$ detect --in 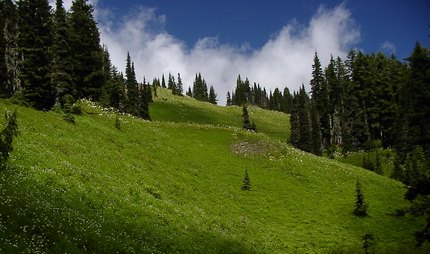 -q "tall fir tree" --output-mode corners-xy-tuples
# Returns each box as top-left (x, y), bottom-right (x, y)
(17, 0), (54, 110)
(208, 86), (217, 104)
(69, 0), (104, 100)
(124, 53), (139, 115)
(310, 103), (322, 156)
(297, 85), (312, 153)
(51, 0), (75, 105)
(176, 73), (183, 96)
(289, 93), (300, 148)
(311, 52), (331, 149)
(0, 0), (19, 98)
